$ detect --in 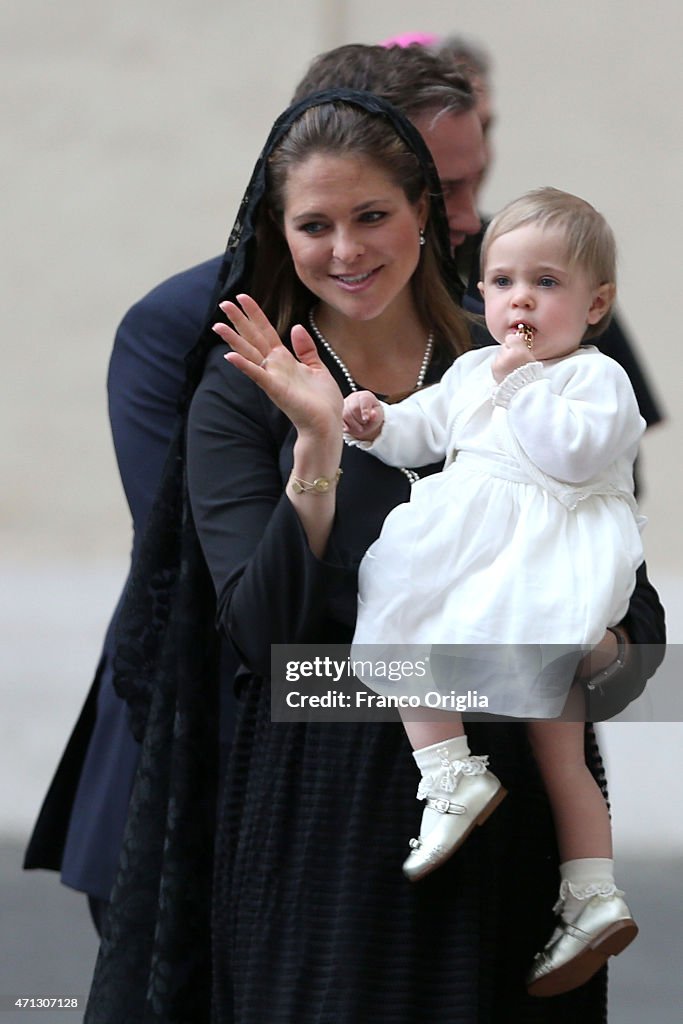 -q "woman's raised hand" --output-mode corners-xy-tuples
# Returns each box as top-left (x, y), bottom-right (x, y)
(215, 295), (344, 439)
